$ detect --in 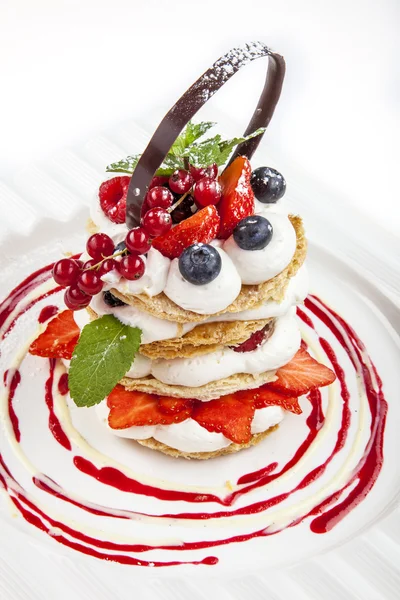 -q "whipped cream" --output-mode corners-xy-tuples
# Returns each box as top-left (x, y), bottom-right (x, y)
(254, 197), (289, 216)
(124, 308), (300, 387)
(102, 247), (171, 298)
(163, 247), (242, 314)
(89, 293), (193, 344)
(96, 401), (285, 453)
(88, 265), (308, 345)
(223, 213), (297, 285)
